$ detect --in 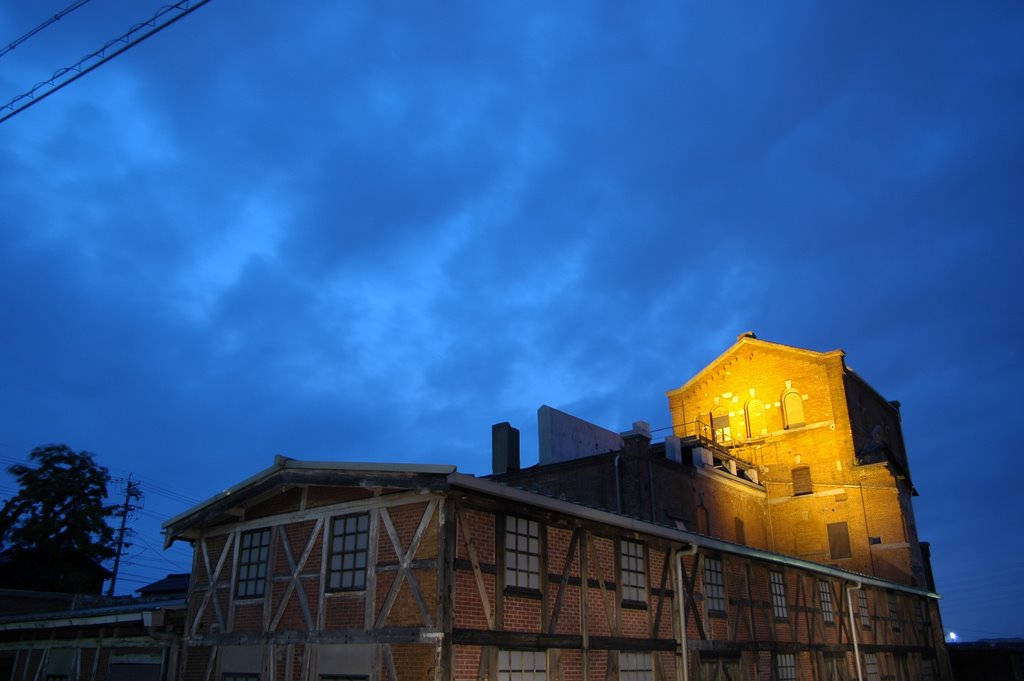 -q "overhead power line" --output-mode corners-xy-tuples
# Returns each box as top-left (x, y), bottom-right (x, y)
(0, 0), (214, 125)
(0, 0), (97, 60)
